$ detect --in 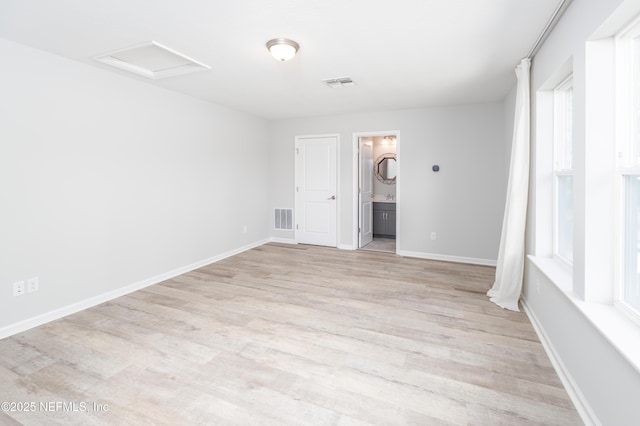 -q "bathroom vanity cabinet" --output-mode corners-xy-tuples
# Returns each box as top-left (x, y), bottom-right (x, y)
(373, 202), (396, 238)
